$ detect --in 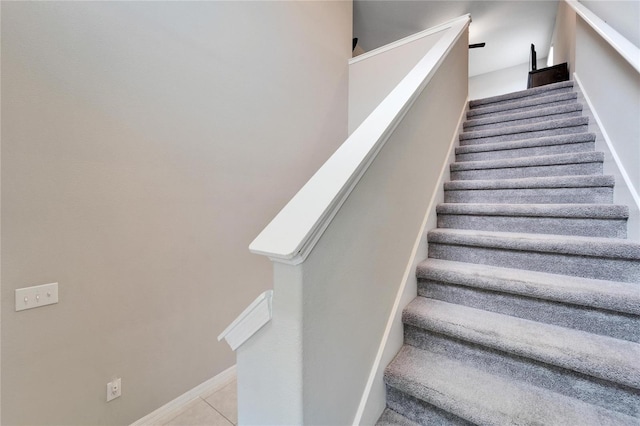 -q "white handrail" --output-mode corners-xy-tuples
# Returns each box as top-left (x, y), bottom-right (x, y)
(566, 0), (640, 73)
(249, 14), (471, 265)
(349, 14), (467, 65)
